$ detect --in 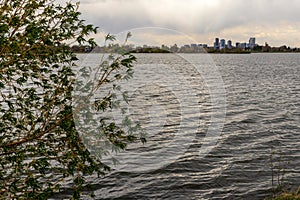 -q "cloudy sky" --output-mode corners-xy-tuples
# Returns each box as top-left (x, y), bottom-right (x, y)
(77, 0), (300, 47)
